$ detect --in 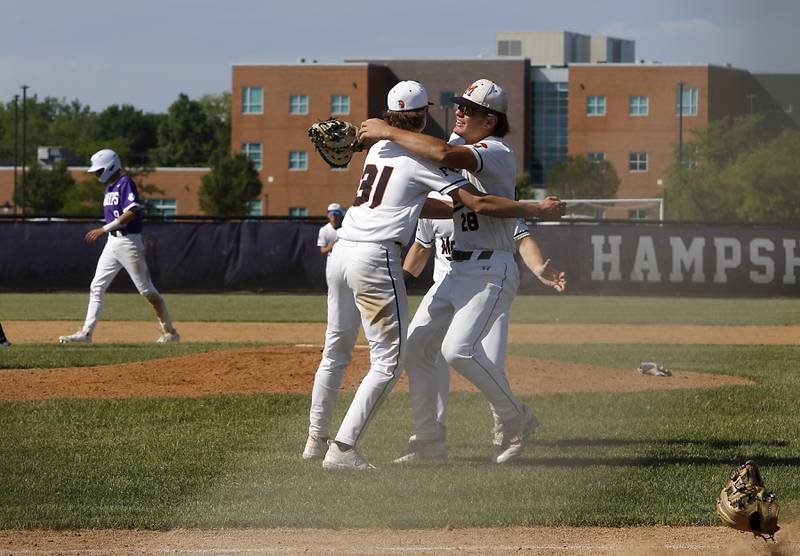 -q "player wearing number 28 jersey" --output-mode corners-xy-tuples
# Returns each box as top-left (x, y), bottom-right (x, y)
(305, 81), (468, 470)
